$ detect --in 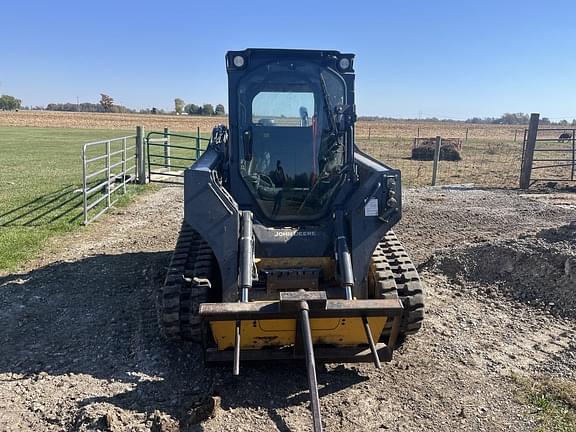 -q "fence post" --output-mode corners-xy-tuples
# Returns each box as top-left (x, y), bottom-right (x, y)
(431, 136), (441, 186)
(514, 129), (518, 142)
(82, 145), (88, 225)
(519, 113), (540, 189)
(163, 127), (171, 168)
(465, 128), (469, 144)
(136, 126), (146, 184)
(106, 140), (111, 208)
(368, 127), (371, 141)
(196, 126), (201, 160)
(570, 129), (576, 180)
(122, 137), (127, 194)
